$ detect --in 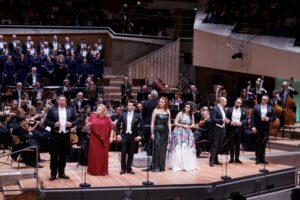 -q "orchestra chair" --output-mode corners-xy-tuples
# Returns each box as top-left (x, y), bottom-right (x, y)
(10, 129), (34, 169)
(70, 133), (82, 167)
